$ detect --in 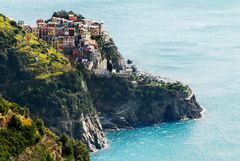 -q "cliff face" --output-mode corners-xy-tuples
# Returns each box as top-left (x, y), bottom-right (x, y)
(39, 96), (107, 152)
(94, 36), (125, 70)
(87, 75), (203, 130)
(80, 114), (107, 151)
(43, 111), (106, 152)
(0, 14), (106, 152)
(89, 33), (202, 130)
(0, 12), (203, 153)
(109, 92), (202, 126)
